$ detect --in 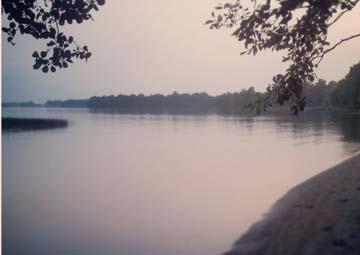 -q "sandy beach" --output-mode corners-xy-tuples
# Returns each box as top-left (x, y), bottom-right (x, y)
(226, 152), (360, 255)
